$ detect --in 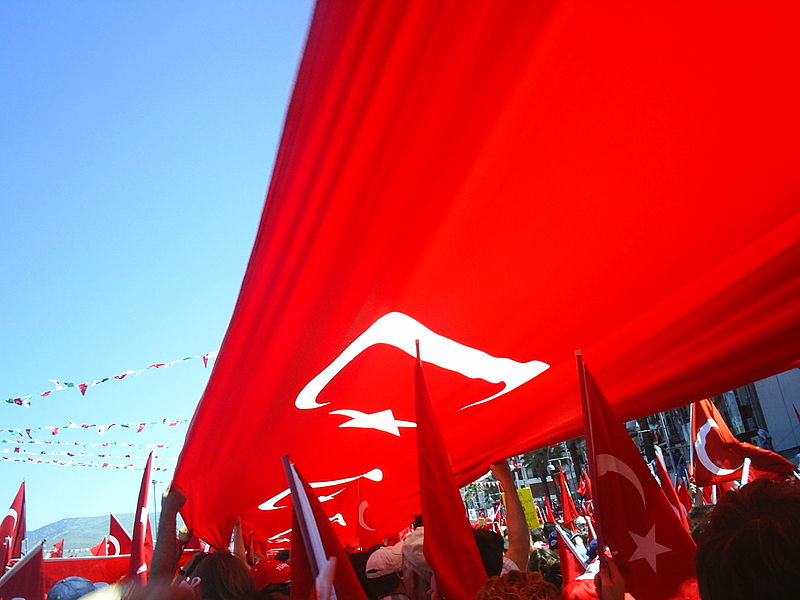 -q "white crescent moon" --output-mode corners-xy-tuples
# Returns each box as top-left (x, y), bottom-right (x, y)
(108, 535), (121, 555)
(358, 500), (375, 531)
(295, 312), (549, 410)
(596, 454), (646, 507)
(3, 508), (17, 531)
(695, 419), (741, 476)
(258, 468), (383, 511)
